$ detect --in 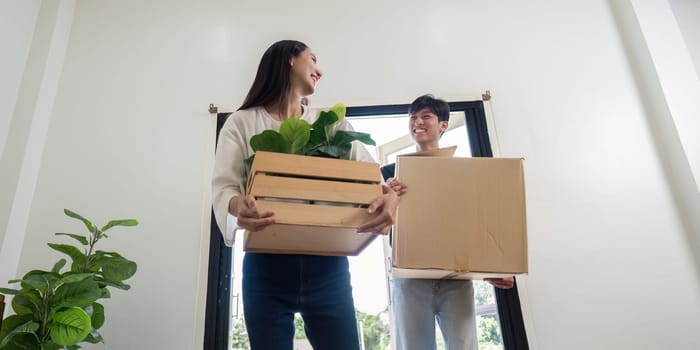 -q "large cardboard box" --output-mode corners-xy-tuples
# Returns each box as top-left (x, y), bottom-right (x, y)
(243, 151), (382, 256)
(392, 156), (527, 279)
